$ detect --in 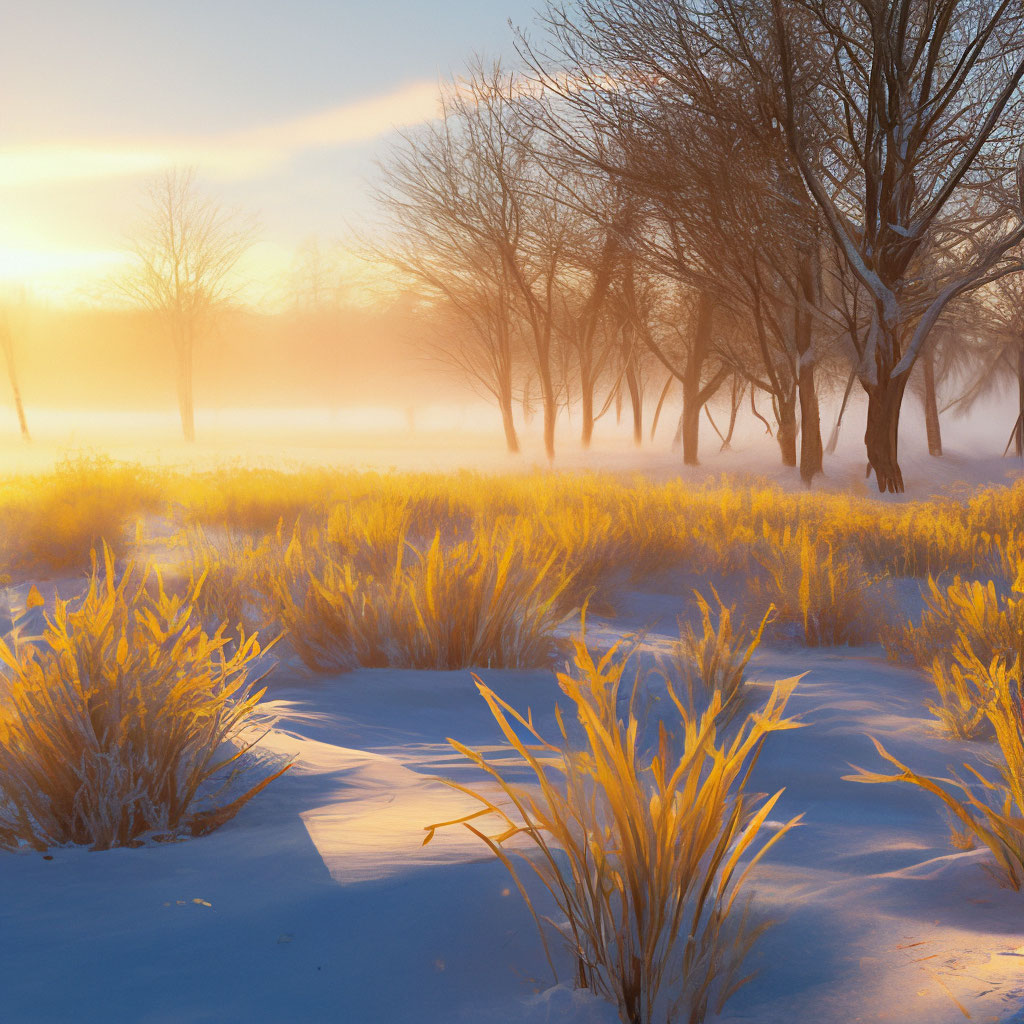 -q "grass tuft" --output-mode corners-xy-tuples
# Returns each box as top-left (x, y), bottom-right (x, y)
(425, 625), (803, 1023)
(663, 589), (775, 727)
(276, 526), (570, 671)
(0, 547), (286, 851)
(847, 655), (1024, 890)
(757, 527), (871, 646)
